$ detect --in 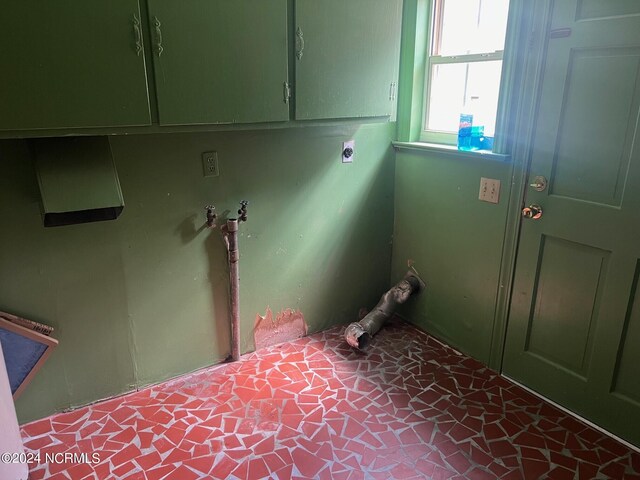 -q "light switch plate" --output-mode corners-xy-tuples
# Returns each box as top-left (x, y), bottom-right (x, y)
(342, 140), (355, 163)
(479, 177), (500, 204)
